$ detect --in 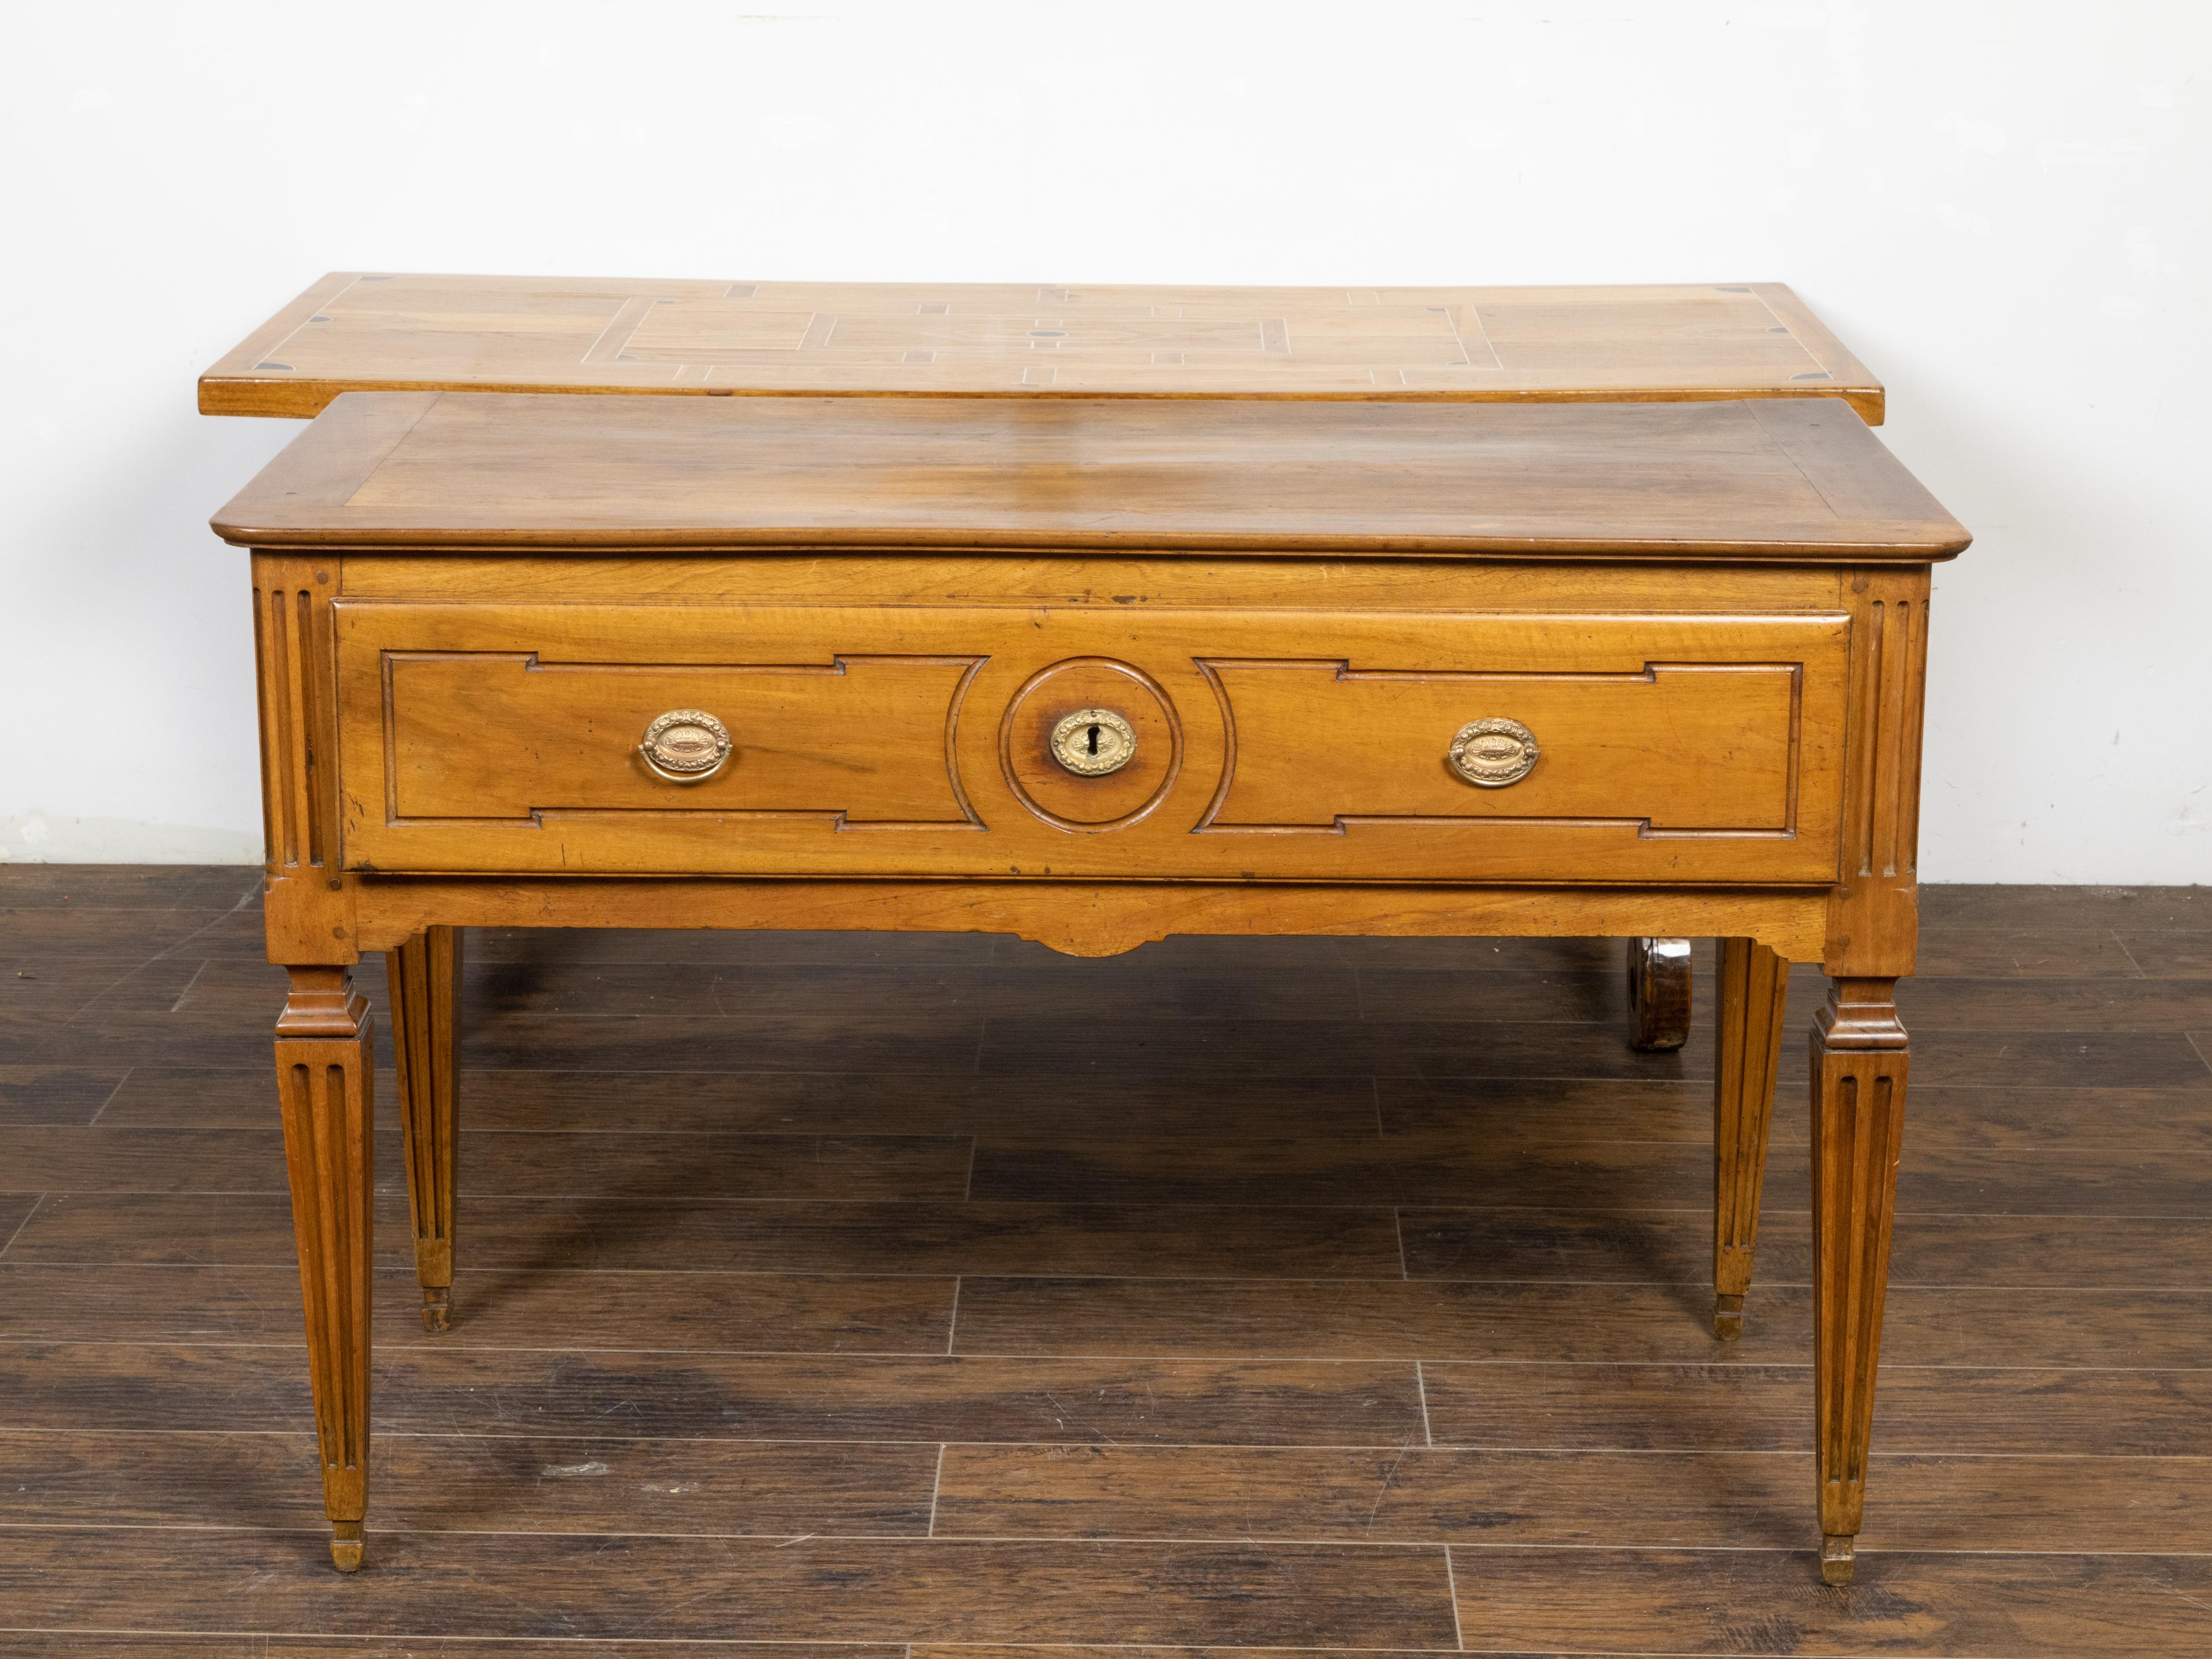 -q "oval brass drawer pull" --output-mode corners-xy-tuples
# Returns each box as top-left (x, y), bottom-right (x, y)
(639, 709), (732, 782)
(1049, 708), (1138, 776)
(1448, 717), (1540, 787)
